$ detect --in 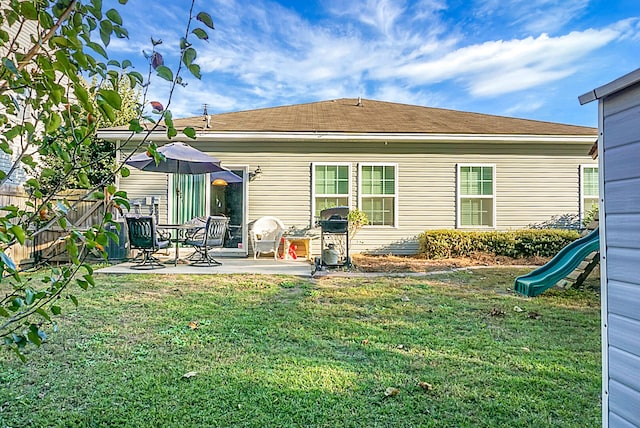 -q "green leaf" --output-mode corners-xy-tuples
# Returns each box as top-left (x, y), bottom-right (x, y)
(84, 274), (96, 287)
(0, 140), (12, 154)
(25, 178), (38, 189)
(35, 308), (51, 322)
(74, 85), (92, 113)
(182, 48), (197, 66)
(25, 288), (35, 305)
(21, 154), (36, 169)
(120, 166), (130, 177)
(155, 65), (173, 82)
(98, 89), (122, 110)
(41, 168), (57, 178)
(98, 101), (116, 123)
(188, 64), (201, 79)
(78, 172), (91, 188)
(2, 58), (18, 75)
(183, 127), (197, 139)
(83, 264), (94, 275)
(106, 9), (123, 25)
(100, 20), (113, 46)
(107, 184), (117, 195)
(96, 233), (108, 246)
(51, 305), (62, 315)
(20, 2), (38, 19)
(114, 198), (130, 211)
(69, 294), (79, 307)
(27, 328), (42, 347)
(196, 12), (215, 29)
(45, 113), (62, 134)
(90, 0), (104, 19)
(10, 225), (25, 245)
(191, 28), (209, 41)
(76, 279), (89, 290)
(163, 110), (173, 128)
(86, 41), (108, 59)
(105, 231), (119, 244)
(128, 119), (143, 133)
